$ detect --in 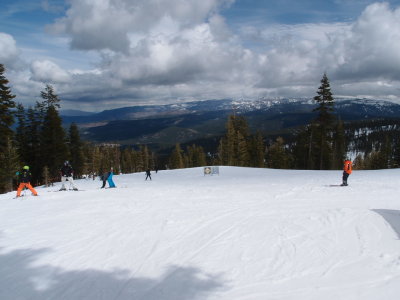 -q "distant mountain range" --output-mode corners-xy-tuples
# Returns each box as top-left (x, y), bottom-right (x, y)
(61, 98), (400, 150)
